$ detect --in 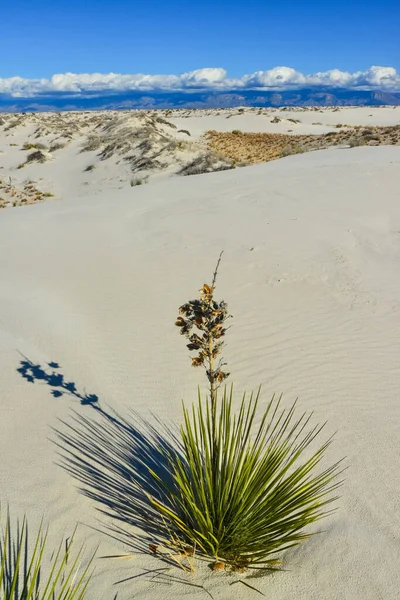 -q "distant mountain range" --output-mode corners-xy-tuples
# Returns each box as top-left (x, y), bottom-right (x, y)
(1, 88), (400, 112)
